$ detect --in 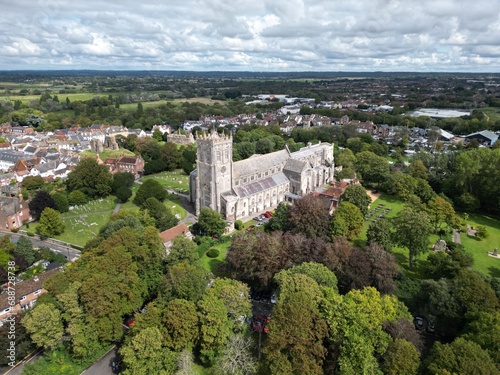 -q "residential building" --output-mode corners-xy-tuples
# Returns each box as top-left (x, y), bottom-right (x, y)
(159, 223), (194, 249)
(0, 196), (30, 229)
